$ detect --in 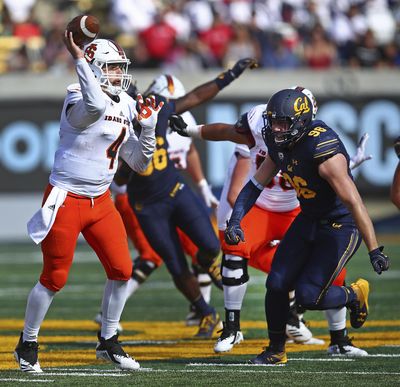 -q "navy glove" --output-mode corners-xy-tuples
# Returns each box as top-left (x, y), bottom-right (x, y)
(394, 136), (400, 159)
(224, 221), (245, 245)
(230, 57), (259, 78)
(369, 246), (390, 274)
(169, 114), (189, 137)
